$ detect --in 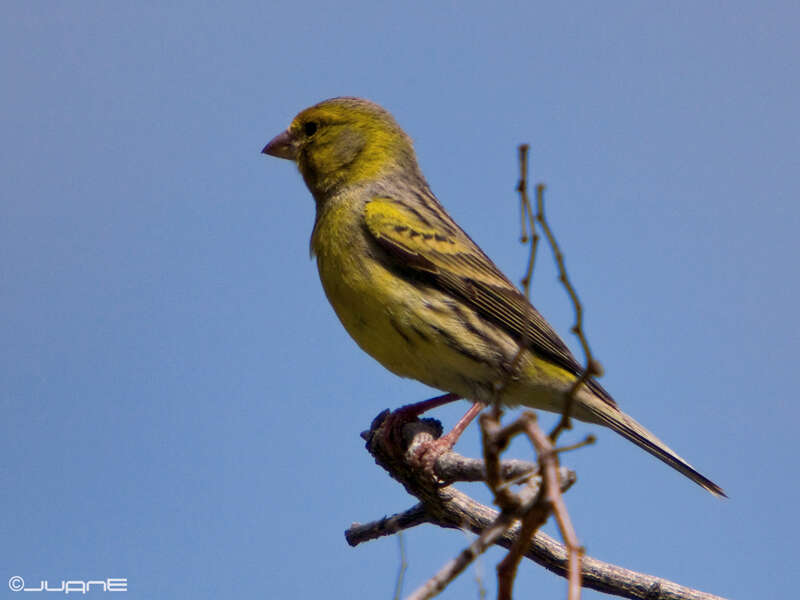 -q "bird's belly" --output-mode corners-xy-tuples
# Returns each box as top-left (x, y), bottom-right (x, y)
(316, 252), (514, 401)
(313, 225), (585, 412)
